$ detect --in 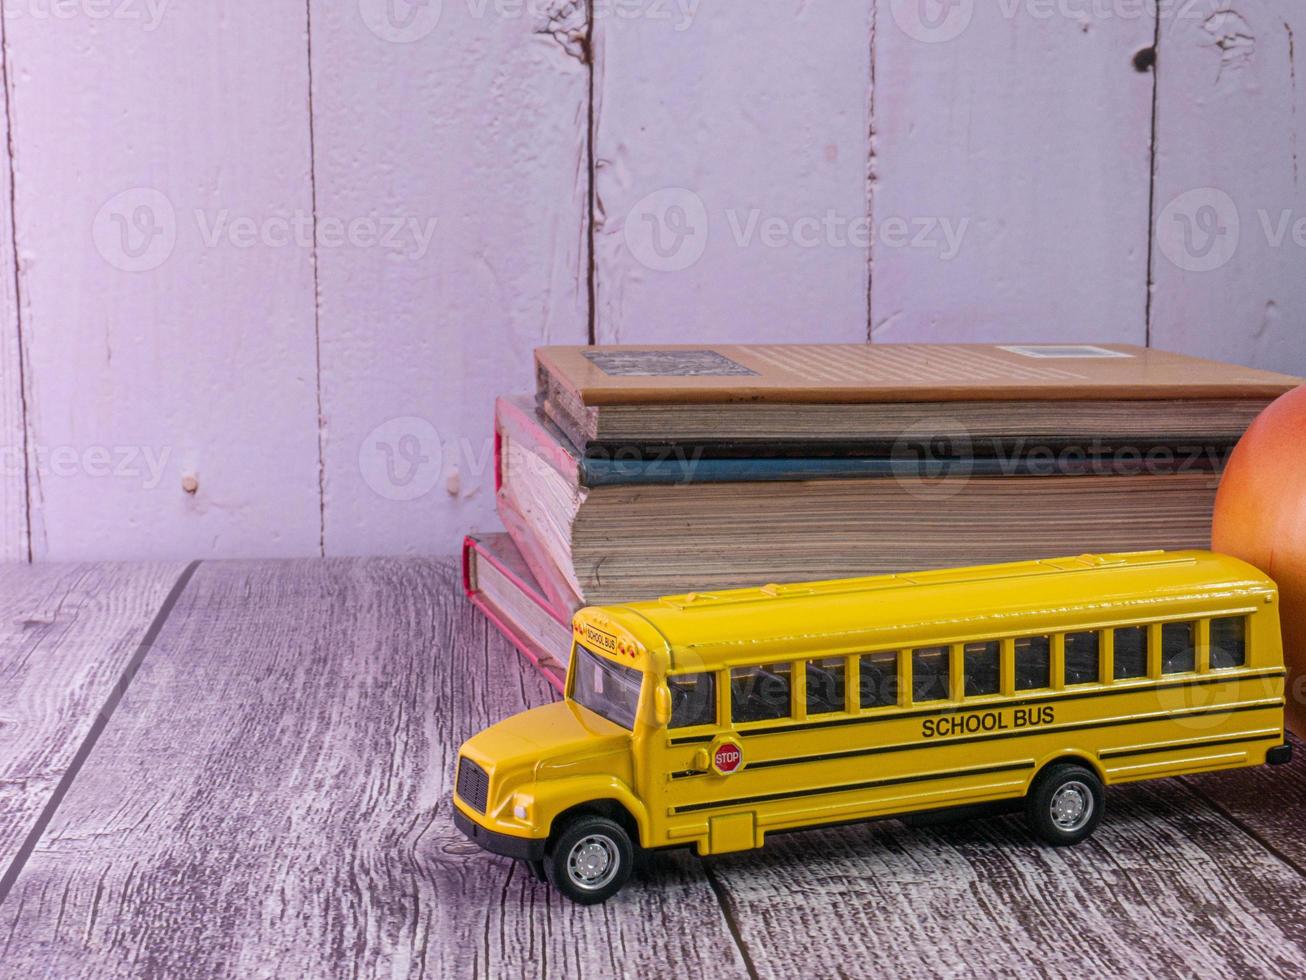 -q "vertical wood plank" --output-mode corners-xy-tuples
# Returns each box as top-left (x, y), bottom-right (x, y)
(6, 4), (322, 560)
(0, 561), (186, 880)
(310, 1), (589, 557)
(1150, 1), (1306, 375)
(0, 559), (750, 978)
(592, 1), (872, 343)
(870, 3), (1155, 342)
(0, 28), (25, 561)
